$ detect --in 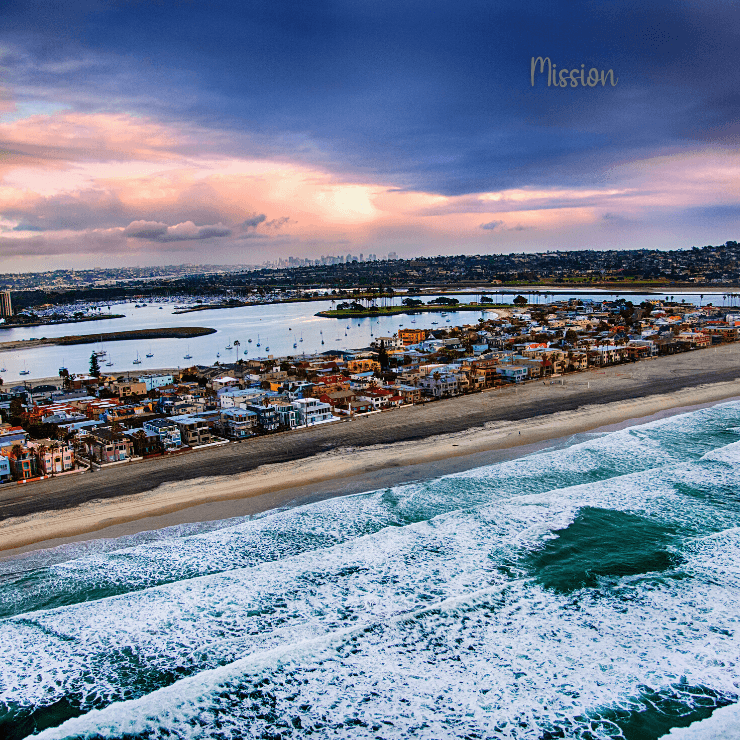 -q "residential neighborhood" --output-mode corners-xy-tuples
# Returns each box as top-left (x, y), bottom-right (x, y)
(1, 296), (739, 484)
